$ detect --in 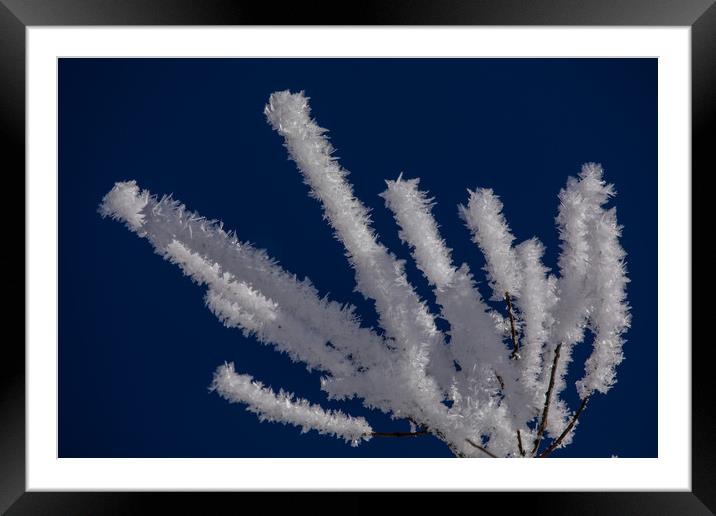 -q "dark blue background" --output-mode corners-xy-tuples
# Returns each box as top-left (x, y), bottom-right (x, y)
(59, 58), (657, 458)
